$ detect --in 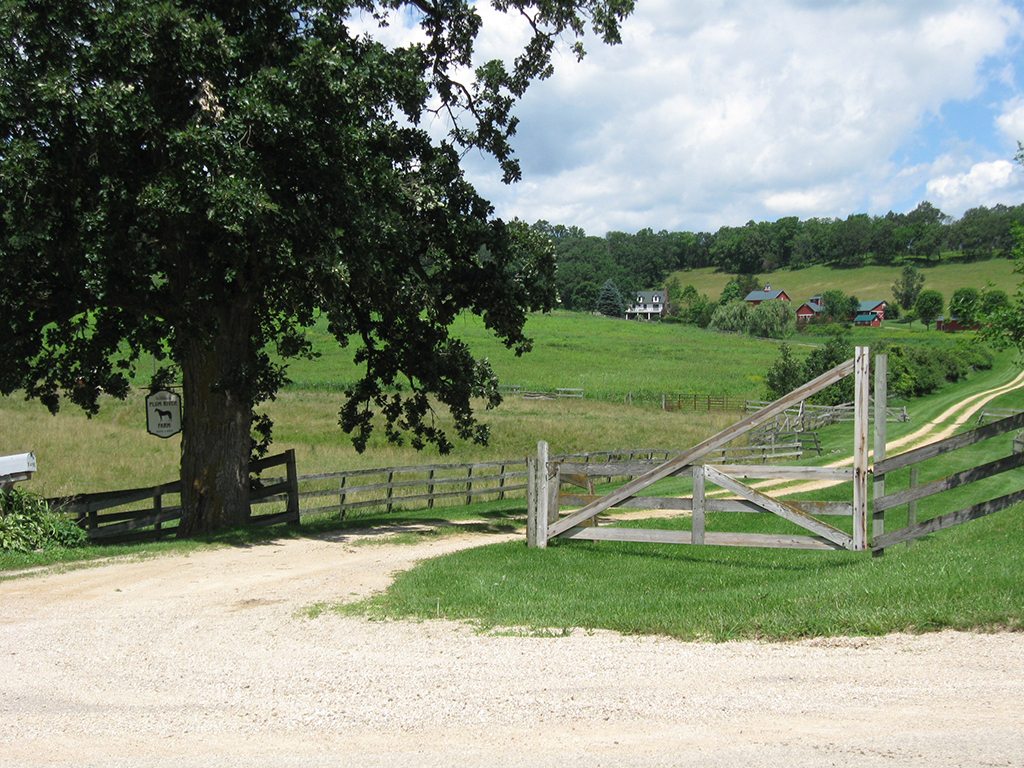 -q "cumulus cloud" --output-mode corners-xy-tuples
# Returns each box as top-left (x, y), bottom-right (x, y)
(468, 0), (1024, 232)
(996, 96), (1024, 146)
(347, 1), (1024, 232)
(926, 159), (1024, 213)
